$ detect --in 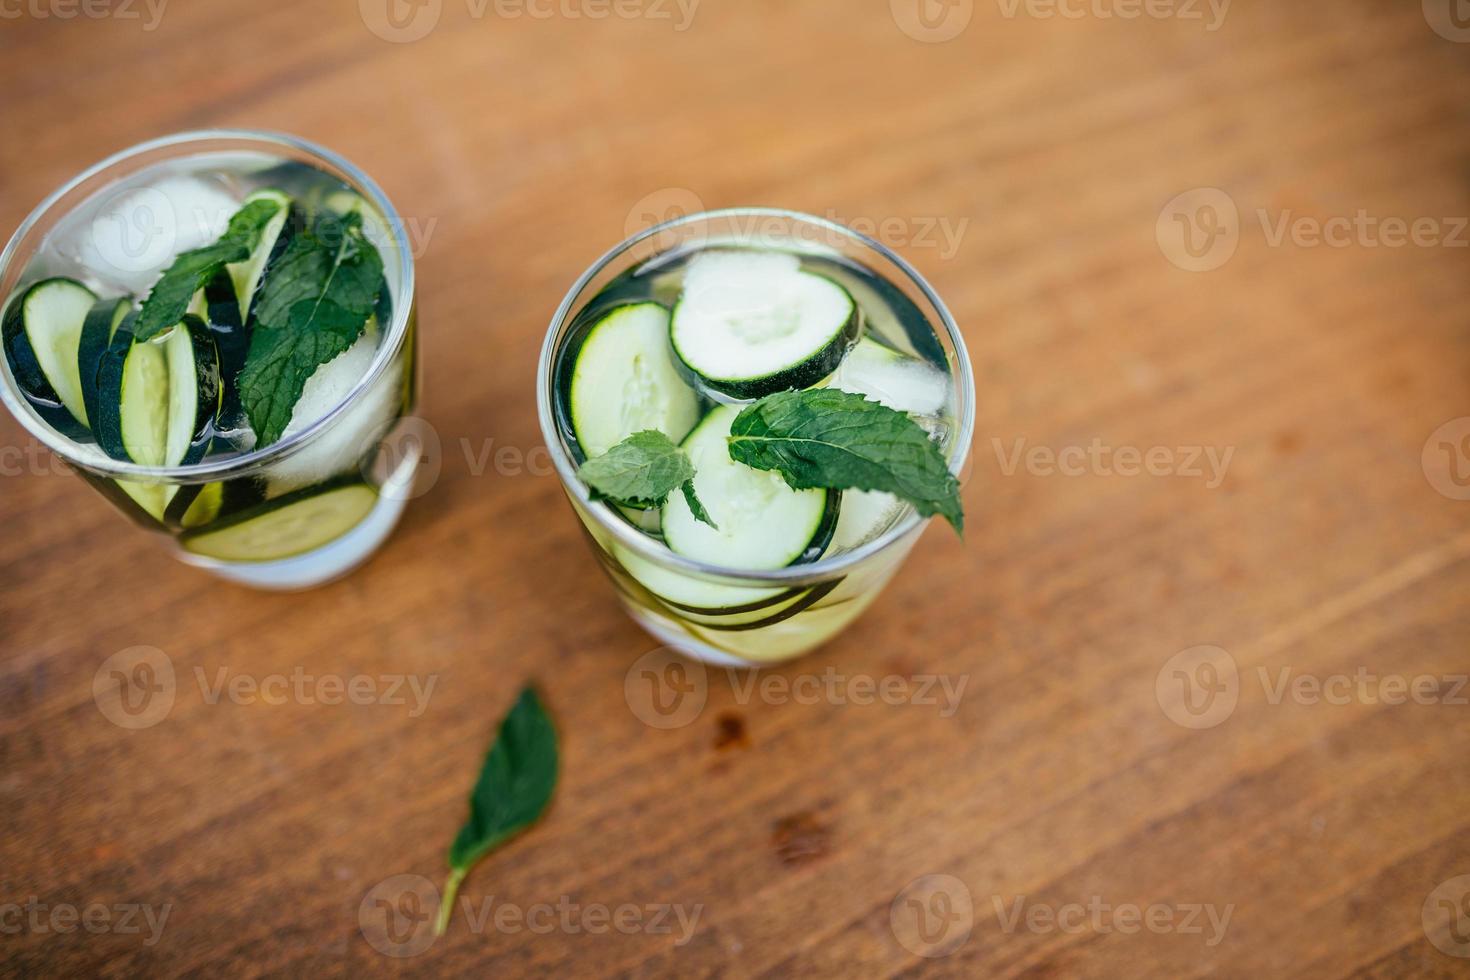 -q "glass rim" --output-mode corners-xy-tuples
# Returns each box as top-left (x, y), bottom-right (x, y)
(535, 206), (976, 585)
(0, 128), (416, 482)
